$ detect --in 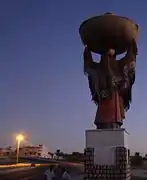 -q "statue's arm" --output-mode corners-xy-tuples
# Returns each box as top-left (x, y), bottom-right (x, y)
(83, 46), (99, 105)
(83, 46), (98, 74)
(84, 46), (93, 67)
(119, 39), (137, 66)
(119, 39), (137, 89)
